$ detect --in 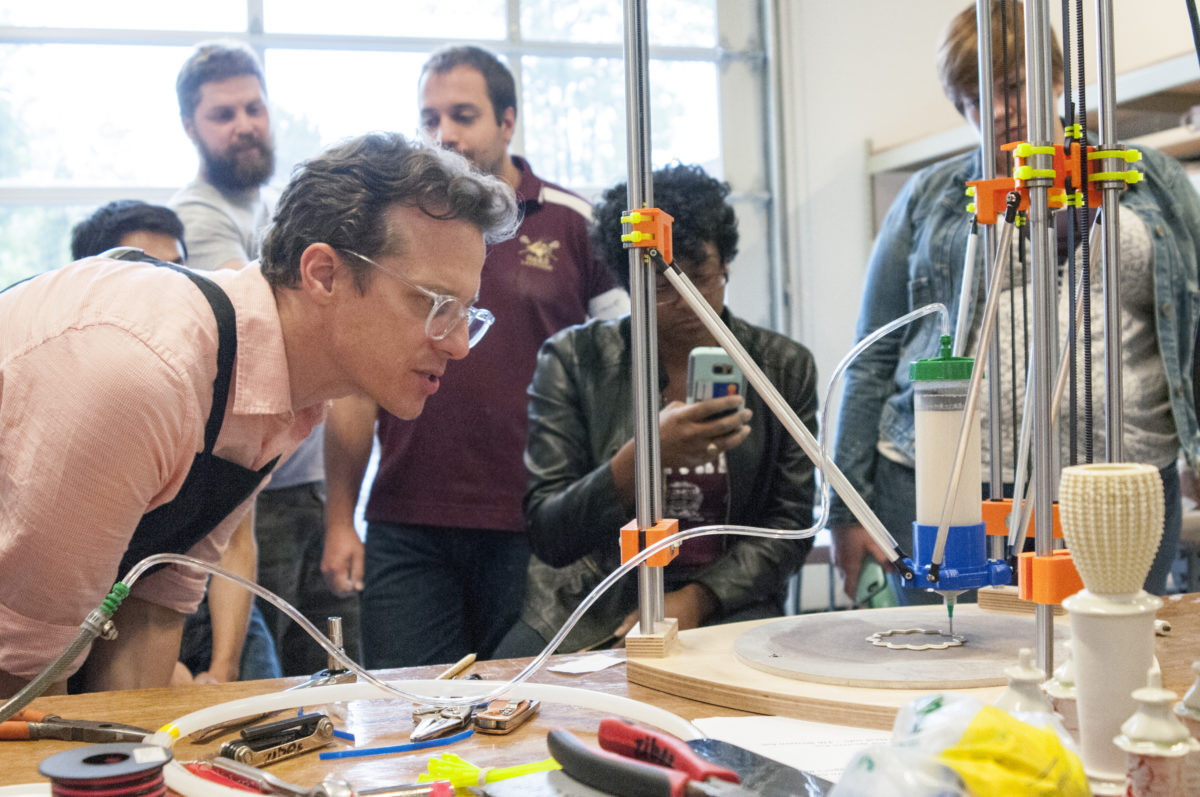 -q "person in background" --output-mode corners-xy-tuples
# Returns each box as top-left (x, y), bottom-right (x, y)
(170, 40), (360, 677)
(0, 131), (517, 698)
(322, 45), (629, 668)
(830, 1), (1200, 602)
(70, 199), (187, 264)
(170, 40), (275, 271)
(493, 163), (817, 656)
